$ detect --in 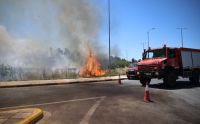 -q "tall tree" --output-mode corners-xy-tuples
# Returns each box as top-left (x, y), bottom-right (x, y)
(18, 67), (23, 81)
